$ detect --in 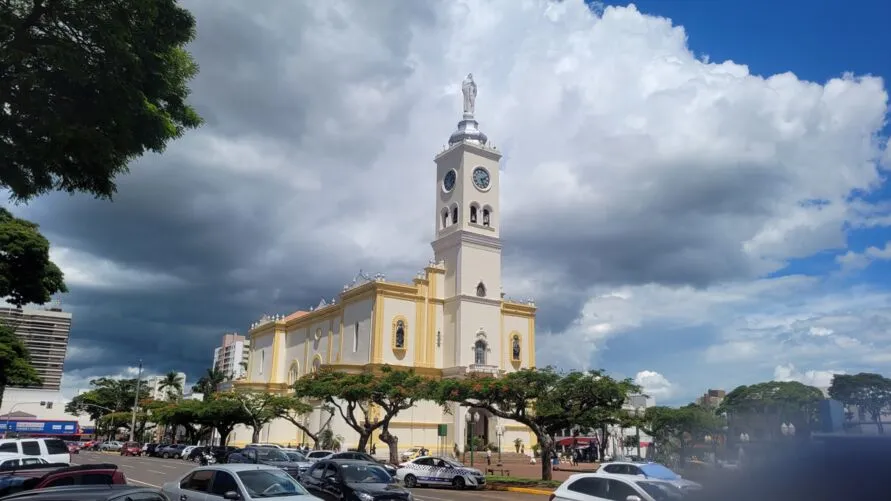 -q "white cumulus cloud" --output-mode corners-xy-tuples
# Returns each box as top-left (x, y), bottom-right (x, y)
(635, 370), (677, 401)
